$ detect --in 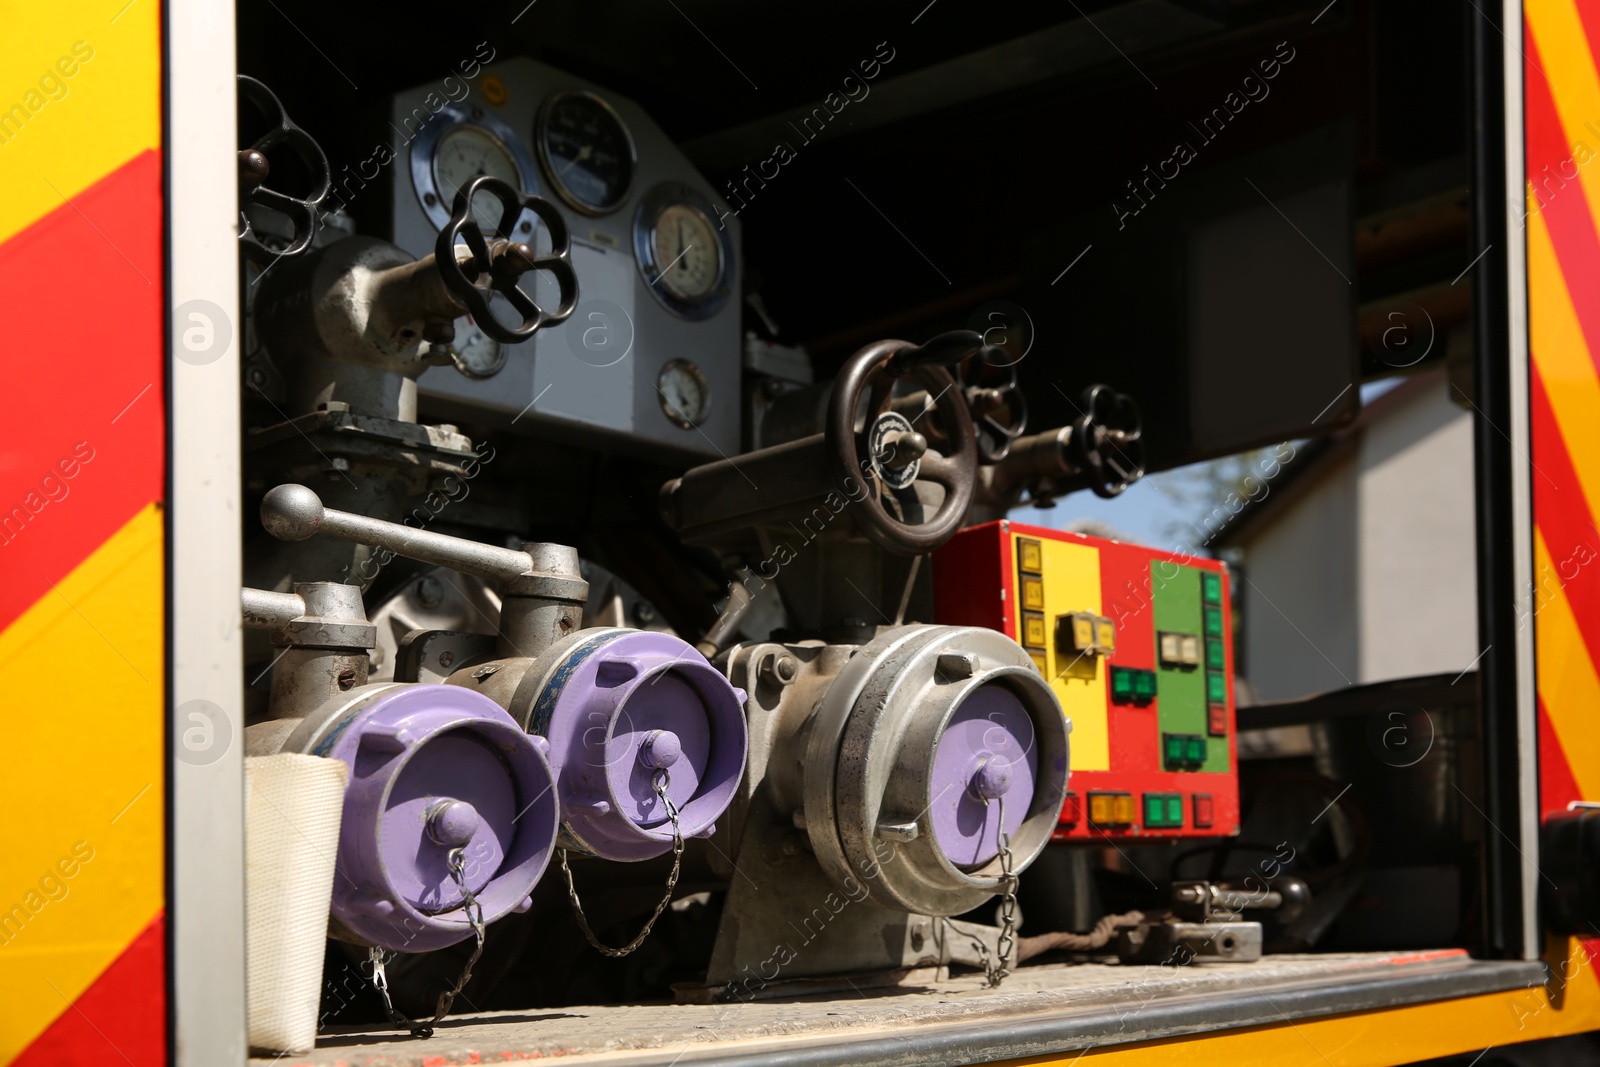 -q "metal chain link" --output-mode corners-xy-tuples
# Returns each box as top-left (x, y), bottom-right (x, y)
(987, 794), (1019, 988)
(366, 845), (488, 1039)
(967, 793), (1020, 988)
(560, 766), (684, 958)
